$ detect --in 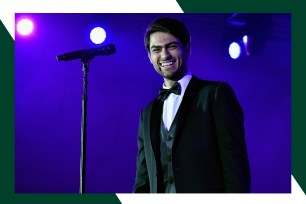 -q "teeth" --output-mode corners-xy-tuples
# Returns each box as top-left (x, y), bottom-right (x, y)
(161, 61), (174, 66)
